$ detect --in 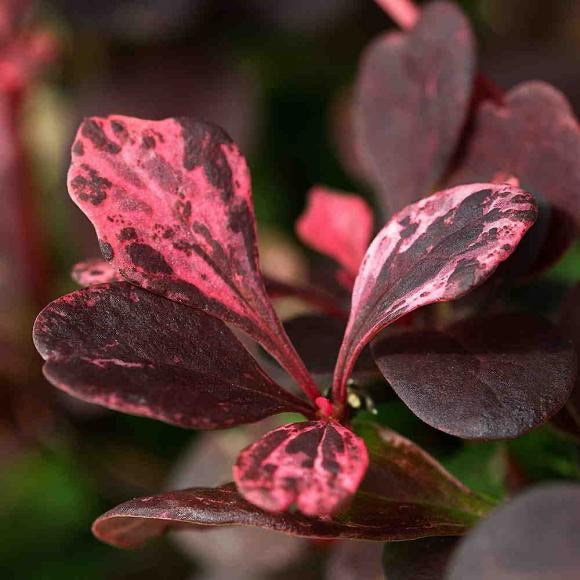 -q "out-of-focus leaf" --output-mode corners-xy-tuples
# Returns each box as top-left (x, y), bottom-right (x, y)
(451, 82), (580, 230)
(296, 186), (373, 287)
(383, 536), (459, 580)
(355, 1), (475, 217)
(325, 541), (384, 580)
(447, 484), (580, 580)
(233, 420), (368, 516)
(71, 257), (121, 286)
(33, 283), (313, 428)
(67, 115), (318, 397)
(355, 421), (493, 517)
(371, 314), (576, 439)
(332, 183), (537, 402)
(92, 481), (478, 549)
(450, 82), (580, 275)
(284, 314), (377, 381)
